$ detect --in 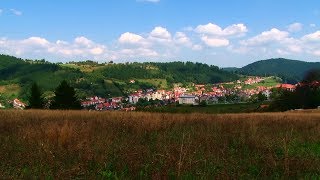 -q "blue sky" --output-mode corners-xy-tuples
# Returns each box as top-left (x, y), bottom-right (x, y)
(0, 0), (320, 67)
